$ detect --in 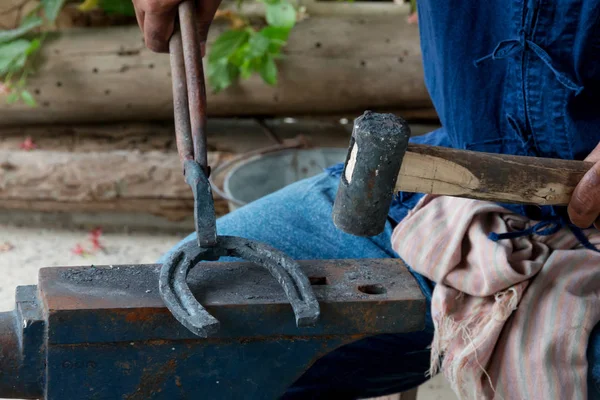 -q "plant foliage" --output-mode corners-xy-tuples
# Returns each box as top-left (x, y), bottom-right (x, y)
(0, 0), (315, 105)
(207, 0), (296, 93)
